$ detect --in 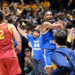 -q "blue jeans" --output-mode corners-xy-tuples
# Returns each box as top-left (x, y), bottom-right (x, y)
(33, 59), (45, 75)
(25, 70), (34, 75)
